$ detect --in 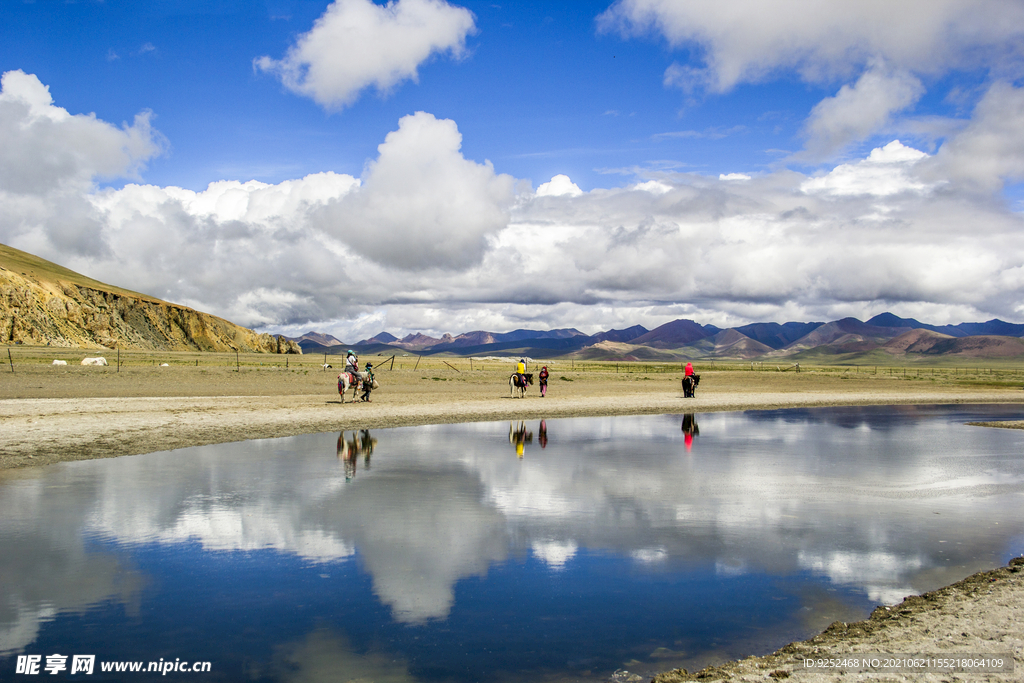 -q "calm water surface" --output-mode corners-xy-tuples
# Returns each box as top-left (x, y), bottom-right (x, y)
(2, 404), (1024, 682)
